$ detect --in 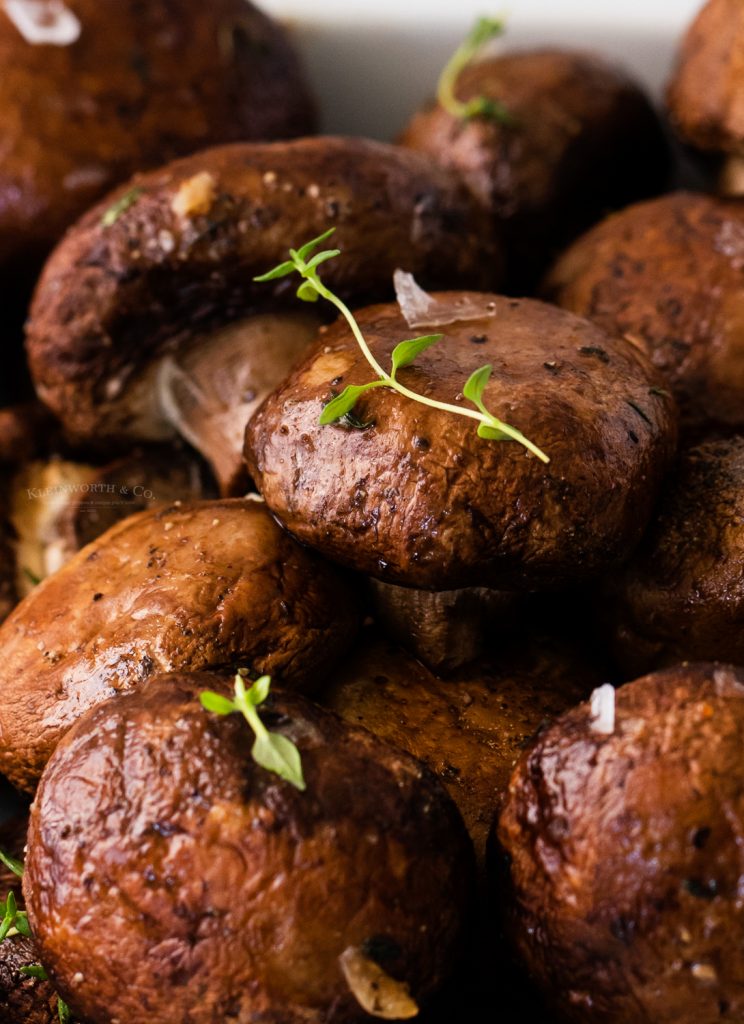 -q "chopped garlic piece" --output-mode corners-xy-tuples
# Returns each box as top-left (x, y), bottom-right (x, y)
(171, 172), (217, 219)
(3, 0), (81, 45)
(339, 946), (419, 1020)
(589, 683), (615, 735)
